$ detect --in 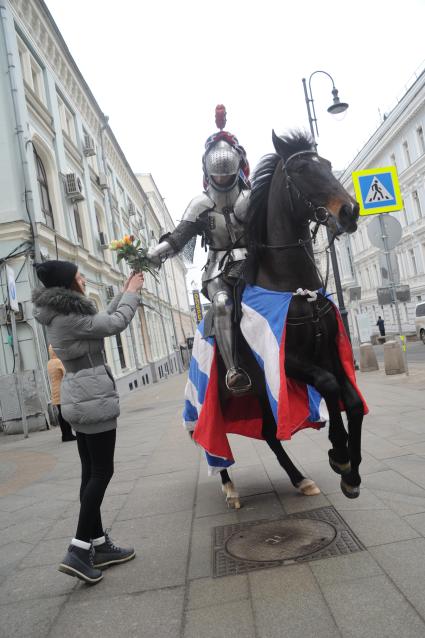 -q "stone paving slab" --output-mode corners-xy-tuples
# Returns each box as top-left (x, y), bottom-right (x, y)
(1, 369), (425, 637)
(321, 575), (425, 638)
(249, 565), (342, 638)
